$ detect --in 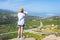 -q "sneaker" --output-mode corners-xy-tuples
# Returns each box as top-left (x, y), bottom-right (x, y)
(17, 36), (21, 39)
(21, 37), (24, 40)
(17, 36), (21, 40)
(20, 36), (25, 40)
(17, 36), (25, 40)
(18, 37), (22, 40)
